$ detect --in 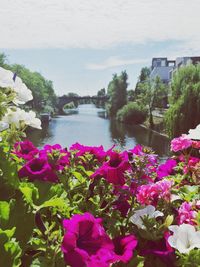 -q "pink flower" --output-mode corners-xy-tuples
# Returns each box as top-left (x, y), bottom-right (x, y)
(113, 198), (130, 217)
(70, 143), (107, 161)
(183, 156), (200, 174)
(61, 213), (114, 267)
(192, 141), (200, 149)
(136, 179), (173, 206)
(18, 157), (58, 182)
(40, 144), (70, 171)
(139, 232), (175, 266)
(13, 140), (38, 160)
(113, 235), (138, 263)
(157, 159), (177, 179)
(92, 151), (130, 186)
(177, 202), (197, 225)
(171, 135), (192, 152)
